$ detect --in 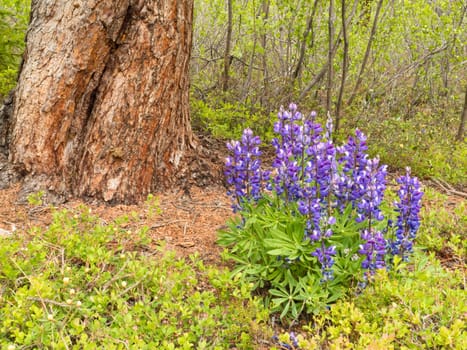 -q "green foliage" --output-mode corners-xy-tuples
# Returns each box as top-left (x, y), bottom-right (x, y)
(26, 190), (45, 206)
(192, 0), (466, 188)
(0, 0), (30, 97)
(0, 193), (464, 348)
(190, 97), (274, 140)
(0, 206), (270, 349)
(144, 193), (162, 219)
(274, 252), (466, 349)
(417, 187), (466, 260)
(367, 113), (467, 185)
(218, 194), (398, 321)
